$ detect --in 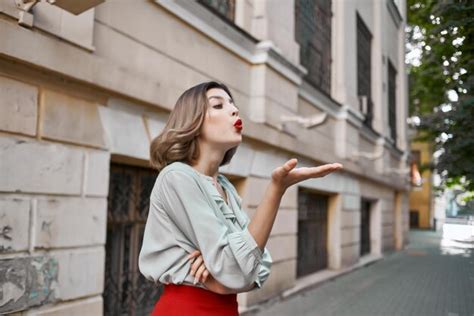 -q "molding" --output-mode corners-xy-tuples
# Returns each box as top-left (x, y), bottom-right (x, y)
(384, 140), (405, 158)
(155, 0), (306, 85)
(386, 0), (403, 28)
(347, 107), (365, 128)
(298, 81), (341, 118)
(360, 125), (381, 144)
